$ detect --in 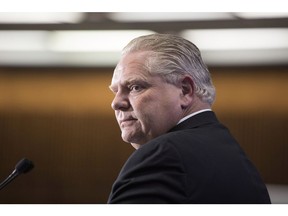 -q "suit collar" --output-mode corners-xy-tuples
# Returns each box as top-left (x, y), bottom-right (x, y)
(169, 111), (219, 132)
